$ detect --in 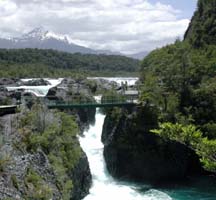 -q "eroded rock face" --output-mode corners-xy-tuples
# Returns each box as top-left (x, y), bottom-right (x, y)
(0, 77), (96, 199)
(0, 112), (92, 200)
(70, 152), (92, 200)
(102, 106), (204, 184)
